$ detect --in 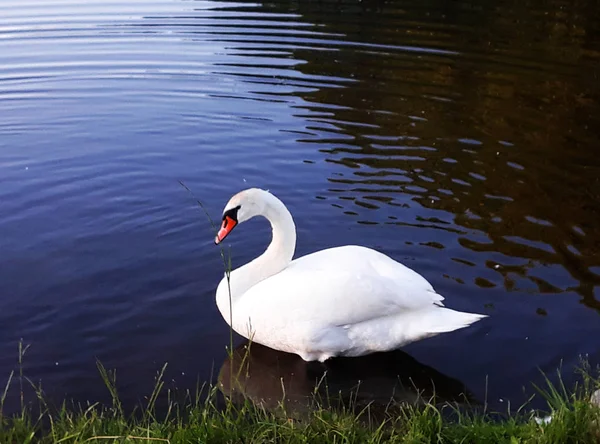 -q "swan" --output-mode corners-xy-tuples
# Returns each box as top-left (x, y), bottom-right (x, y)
(214, 188), (486, 362)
